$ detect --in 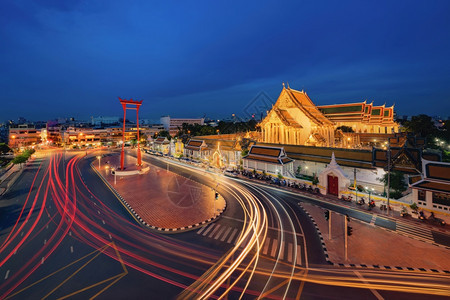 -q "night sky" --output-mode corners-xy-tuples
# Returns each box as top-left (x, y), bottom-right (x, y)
(1, 0), (450, 122)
